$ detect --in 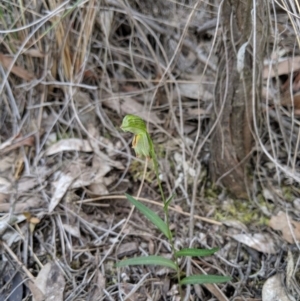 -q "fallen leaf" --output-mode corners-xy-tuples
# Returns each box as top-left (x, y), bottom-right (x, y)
(0, 177), (12, 194)
(88, 136), (124, 170)
(49, 160), (113, 211)
(0, 197), (44, 214)
(269, 211), (300, 243)
(0, 154), (15, 173)
(231, 233), (276, 254)
(222, 220), (248, 232)
(45, 138), (93, 156)
(23, 48), (46, 58)
(92, 153), (112, 176)
(178, 82), (213, 101)
(99, 10), (114, 36)
(88, 271), (106, 301)
(270, 89), (300, 113)
(262, 274), (295, 301)
(73, 91), (96, 127)
(286, 250), (294, 290)
(102, 95), (163, 125)
(187, 108), (210, 116)
(34, 262), (65, 301)
(88, 180), (109, 196)
(0, 214), (26, 236)
(49, 172), (73, 213)
(0, 53), (35, 81)
(87, 154), (112, 195)
(14, 156), (24, 179)
(0, 135), (35, 154)
(63, 224), (81, 238)
(117, 242), (138, 258)
(17, 177), (41, 192)
(0, 193), (8, 204)
(71, 169), (97, 189)
(27, 280), (45, 301)
(1, 228), (22, 246)
(263, 56), (300, 78)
